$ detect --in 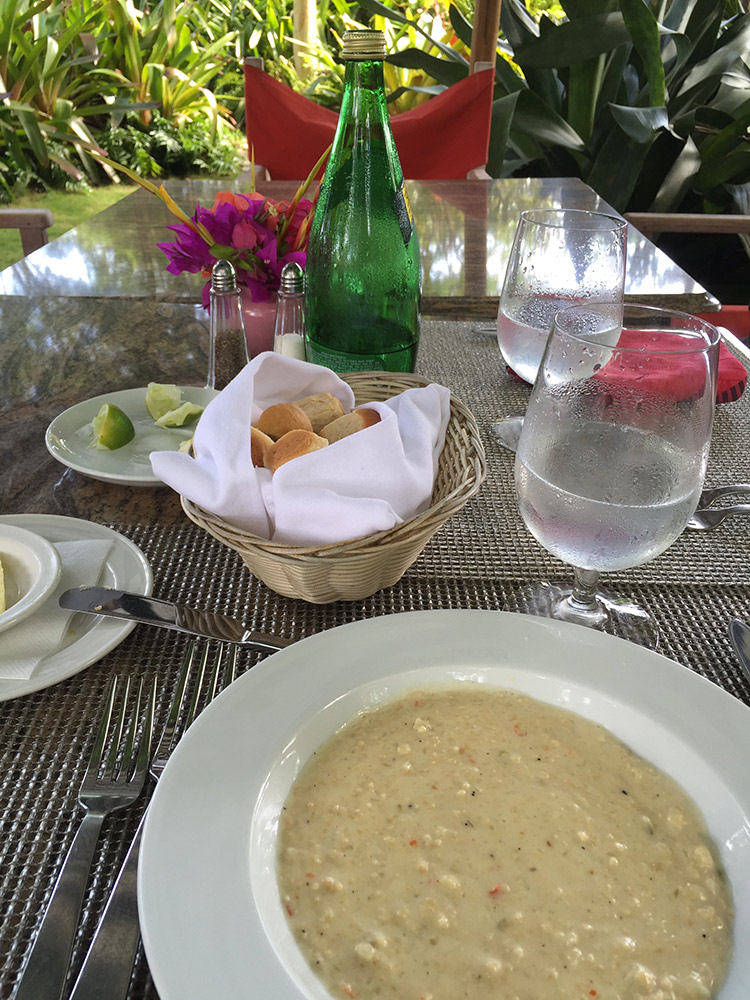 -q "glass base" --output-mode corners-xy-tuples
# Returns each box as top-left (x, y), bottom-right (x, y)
(515, 580), (659, 649)
(491, 414), (525, 453)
